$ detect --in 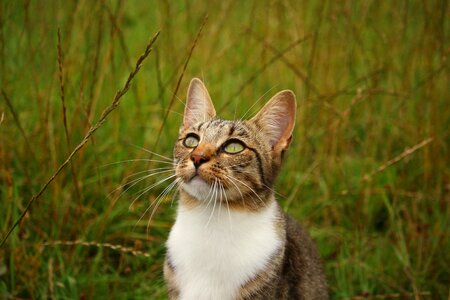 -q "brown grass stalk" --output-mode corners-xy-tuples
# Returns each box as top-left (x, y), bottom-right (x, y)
(348, 291), (431, 299)
(57, 28), (82, 203)
(362, 137), (434, 181)
(104, 1), (132, 70)
(47, 258), (55, 300)
(94, 16), (208, 237)
(246, 28), (320, 97)
(0, 31), (160, 247)
(42, 240), (151, 258)
(86, 2), (126, 126)
(218, 35), (312, 113)
(1, 90), (36, 160)
(151, 15), (208, 158)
